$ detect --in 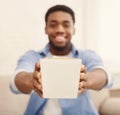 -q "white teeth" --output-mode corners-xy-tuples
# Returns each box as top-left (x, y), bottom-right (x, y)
(56, 36), (65, 39)
(55, 36), (65, 42)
